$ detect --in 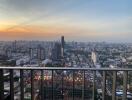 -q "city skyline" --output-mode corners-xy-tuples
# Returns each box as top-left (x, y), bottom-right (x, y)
(0, 0), (131, 42)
